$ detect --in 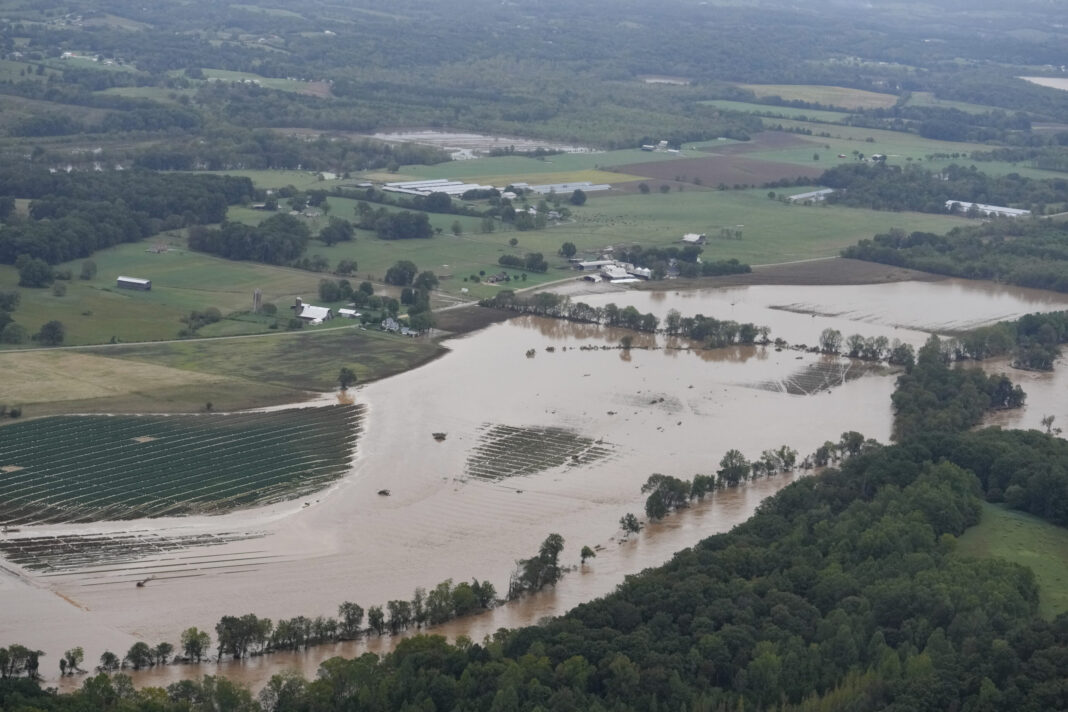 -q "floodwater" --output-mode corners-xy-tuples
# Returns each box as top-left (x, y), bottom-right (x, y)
(3, 277), (1067, 693)
(1019, 77), (1068, 92)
